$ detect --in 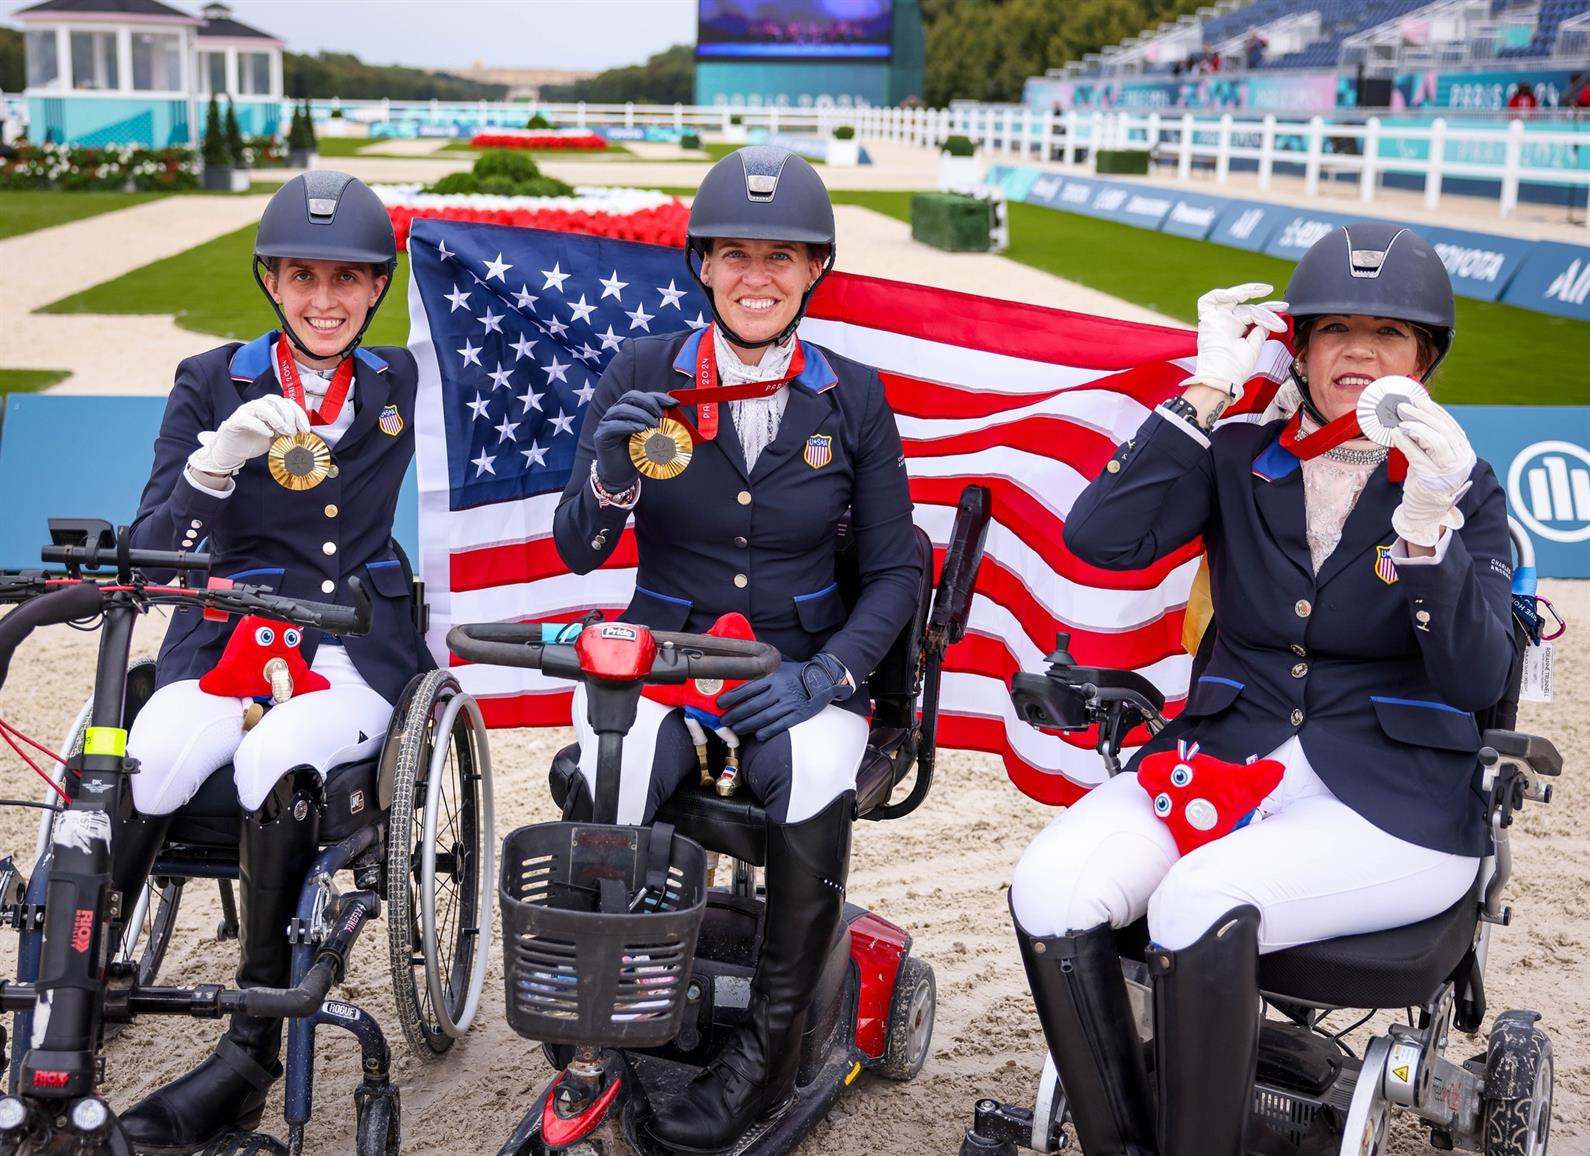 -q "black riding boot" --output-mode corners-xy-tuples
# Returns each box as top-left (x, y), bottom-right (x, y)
(1013, 907), (1157, 1156)
(648, 791), (854, 1154)
(1147, 905), (1261, 1156)
(120, 772), (320, 1154)
(107, 809), (173, 961)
